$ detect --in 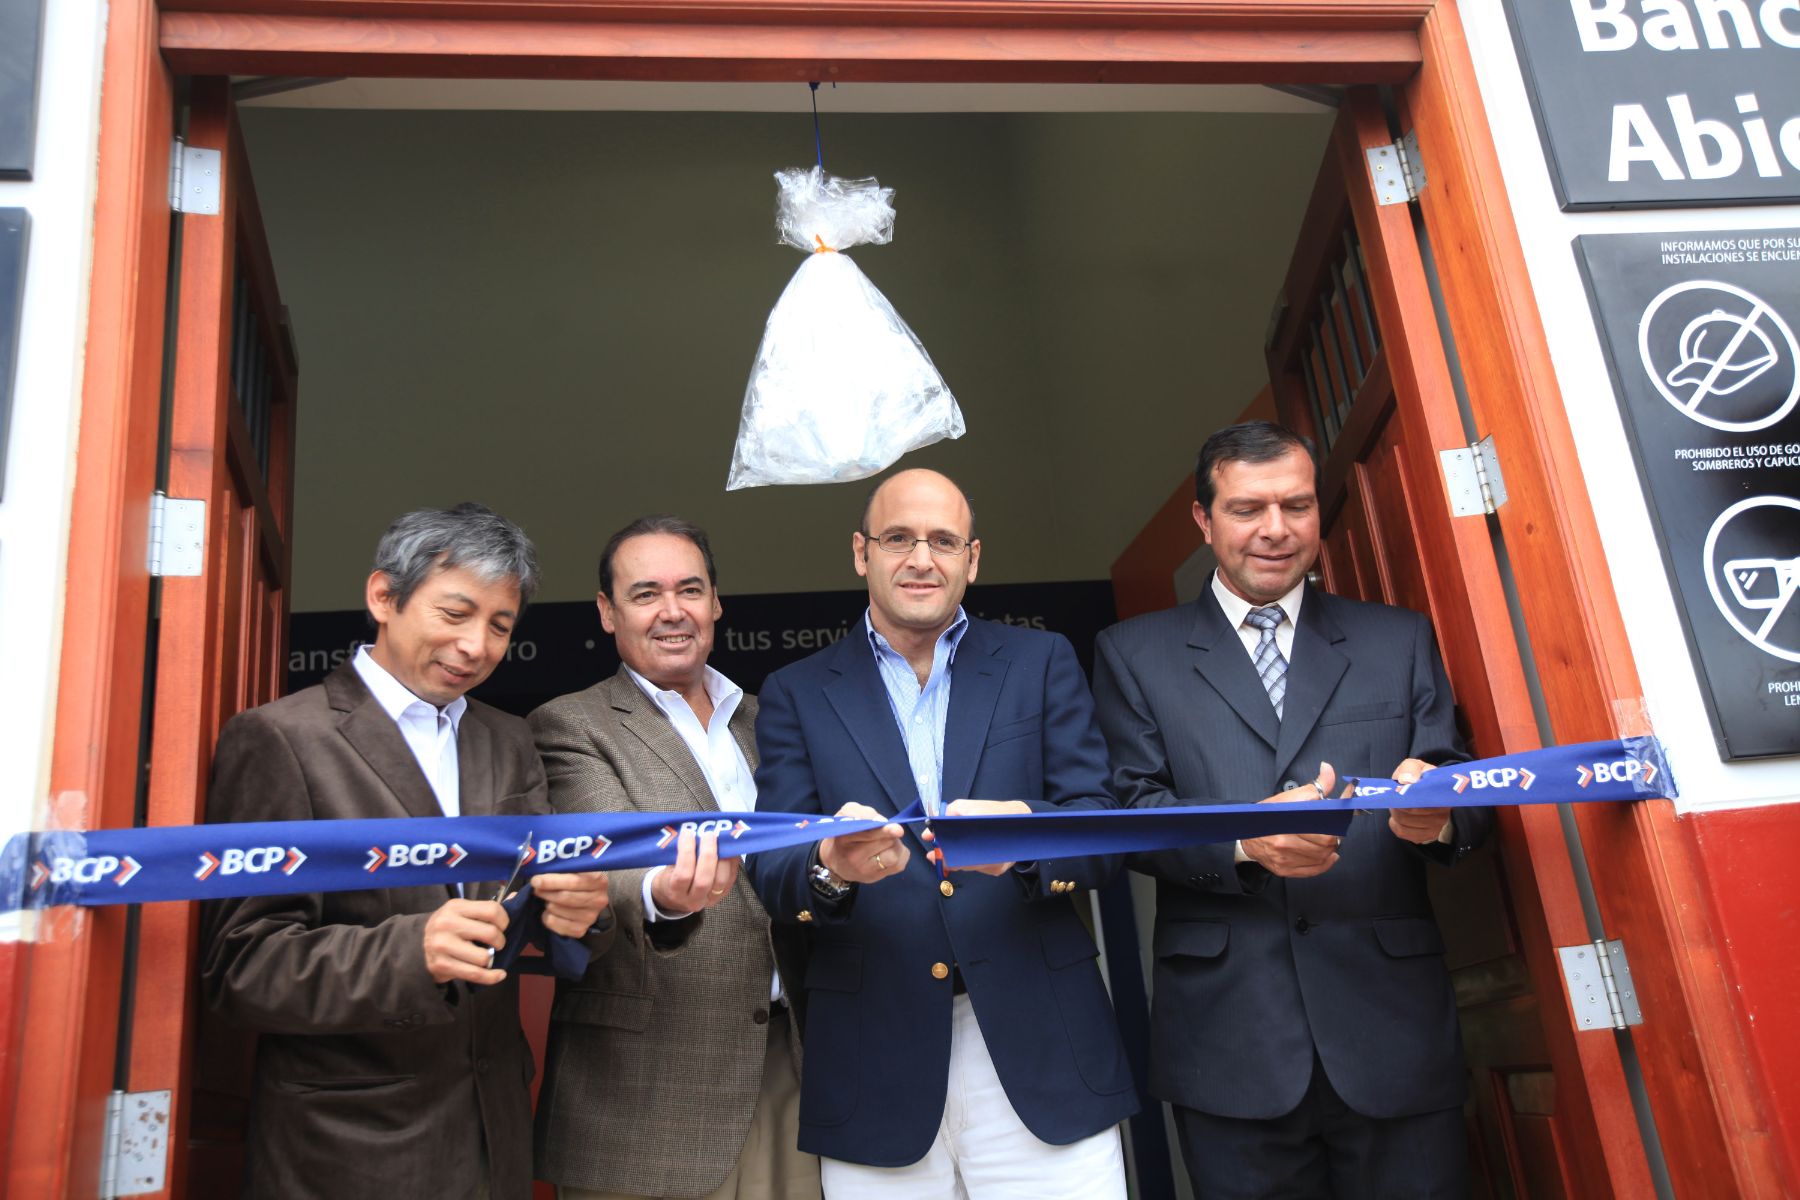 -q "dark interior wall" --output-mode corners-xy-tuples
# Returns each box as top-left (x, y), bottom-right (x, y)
(237, 106), (1332, 610)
